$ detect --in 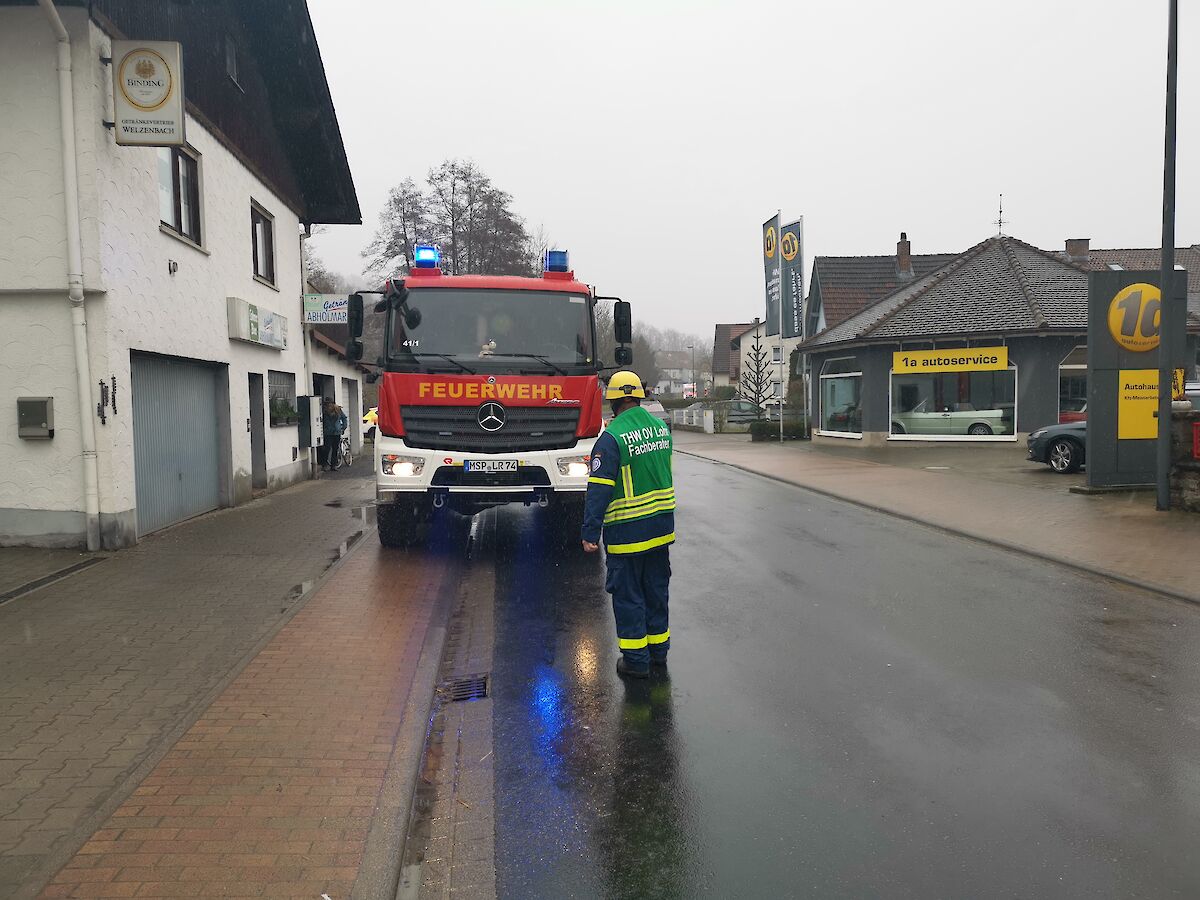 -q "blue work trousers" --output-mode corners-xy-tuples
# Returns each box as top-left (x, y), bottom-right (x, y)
(605, 547), (671, 666)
